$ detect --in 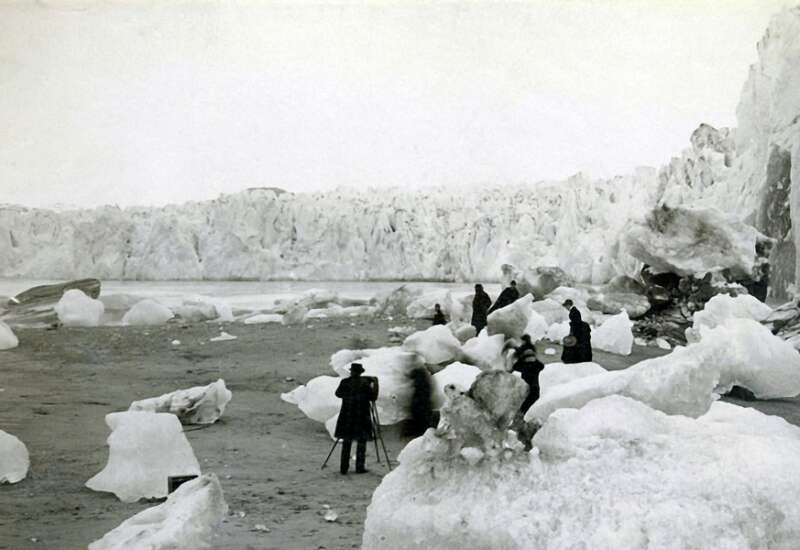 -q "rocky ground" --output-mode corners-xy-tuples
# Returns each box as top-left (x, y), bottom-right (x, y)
(1, 319), (798, 549)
